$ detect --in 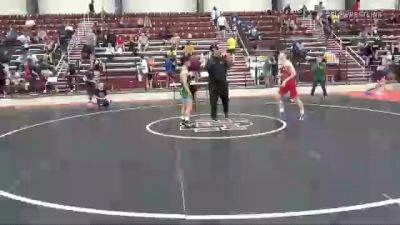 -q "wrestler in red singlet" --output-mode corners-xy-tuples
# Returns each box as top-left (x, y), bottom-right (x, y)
(279, 63), (298, 99)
